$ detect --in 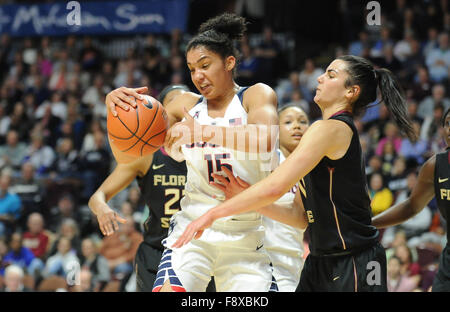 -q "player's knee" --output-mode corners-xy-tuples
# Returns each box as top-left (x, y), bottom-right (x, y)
(158, 280), (175, 292)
